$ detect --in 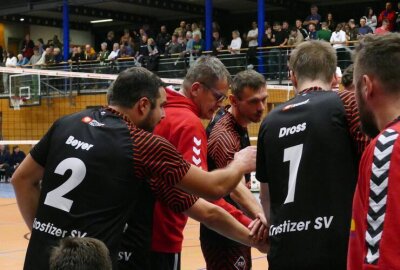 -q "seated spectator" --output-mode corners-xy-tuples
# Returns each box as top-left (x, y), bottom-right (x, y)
(107, 43), (120, 60)
(156, 25), (171, 54)
(375, 18), (390, 35)
(307, 23), (318, 40)
(326, 12), (337, 32)
(83, 44), (97, 61)
(49, 237), (112, 270)
(347, 19), (359, 41)
(184, 31), (193, 51)
(365, 6), (377, 32)
(0, 145), (11, 182)
(97, 42), (110, 62)
(5, 51), (17, 67)
(288, 27), (304, 46)
(358, 16), (373, 36)
(120, 28), (130, 46)
(68, 46), (82, 62)
(16, 54), (29, 66)
(36, 38), (46, 56)
(118, 44), (130, 58)
(10, 145), (25, 174)
(341, 64), (354, 91)
(296, 19), (308, 39)
(126, 37), (136, 57)
(317, 22), (332, 42)
(147, 38), (159, 71)
(330, 23), (346, 48)
(212, 30), (225, 55)
(174, 20), (186, 35)
(27, 47), (42, 66)
(53, 48), (63, 63)
(228, 30), (242, 54)
(378, 2), (396, 31)
(191, 31), (204, 57)
(165, 34), (183, 55)
(44, 47), (55, 65)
